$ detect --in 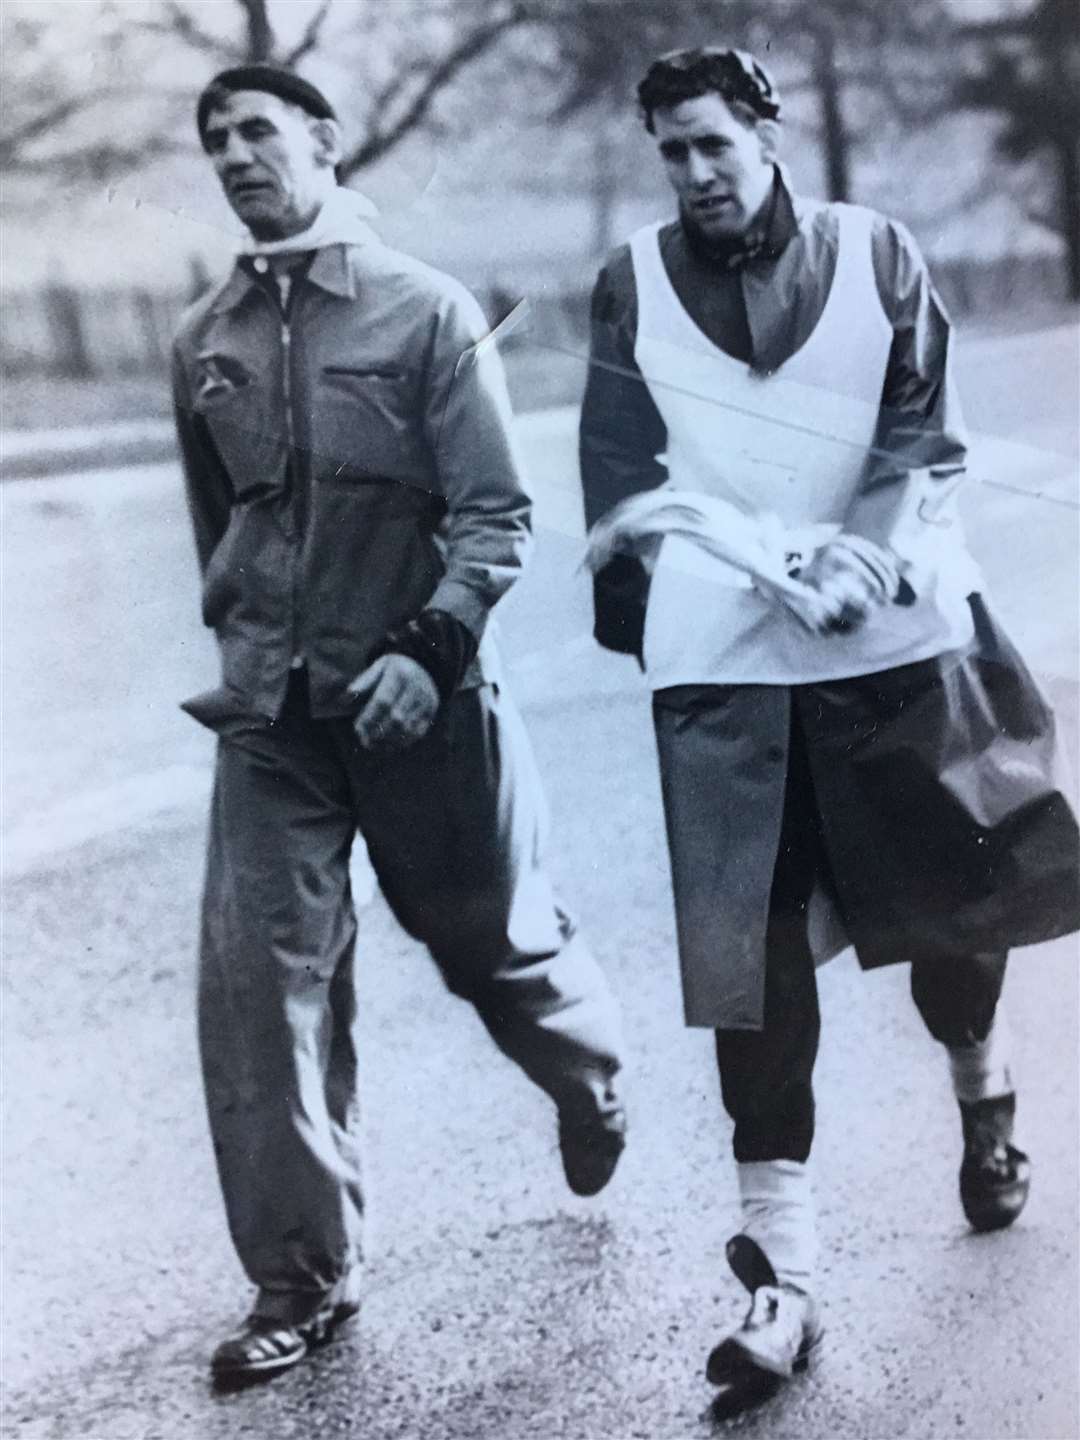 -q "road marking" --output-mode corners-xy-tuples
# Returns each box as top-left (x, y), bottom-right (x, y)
(1, 764), (213, 879)
(1, 759), (380, 902)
